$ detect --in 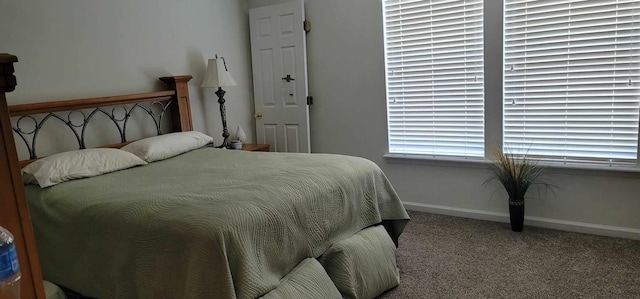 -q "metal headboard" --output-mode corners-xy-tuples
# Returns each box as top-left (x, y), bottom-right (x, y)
(8, 75), (193, 166)
(12, 99), (173, 160)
